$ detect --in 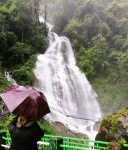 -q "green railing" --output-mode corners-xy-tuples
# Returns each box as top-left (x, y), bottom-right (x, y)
(1, 131), (128, 150)
(42, 135), (107, 150)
